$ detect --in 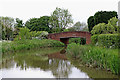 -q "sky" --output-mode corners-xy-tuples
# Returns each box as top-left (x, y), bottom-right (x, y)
(0, 0), (119, 24)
